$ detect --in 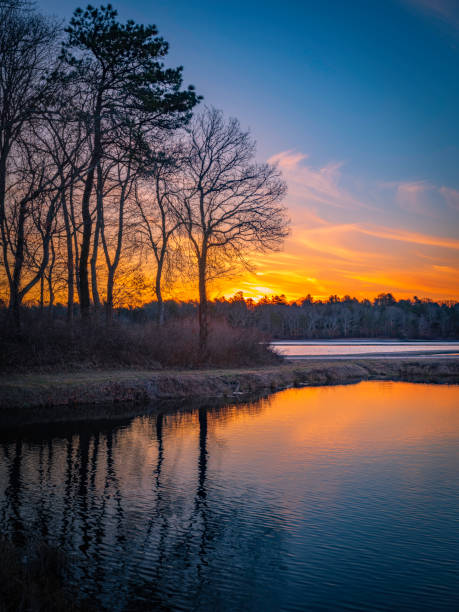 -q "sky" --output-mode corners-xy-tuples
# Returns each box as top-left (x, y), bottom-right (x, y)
(40, 0), (459, 301)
